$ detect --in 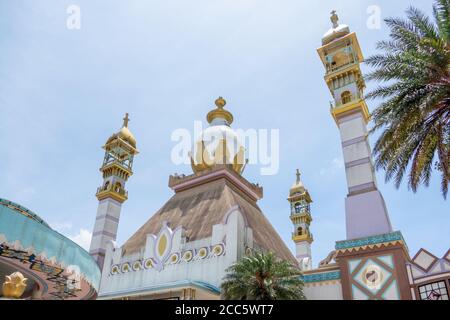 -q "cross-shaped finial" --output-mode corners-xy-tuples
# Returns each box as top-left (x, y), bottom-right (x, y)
(296, 168), (301, 182)
(123, 113), (130, 127)
(330, 10), (339, 28)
